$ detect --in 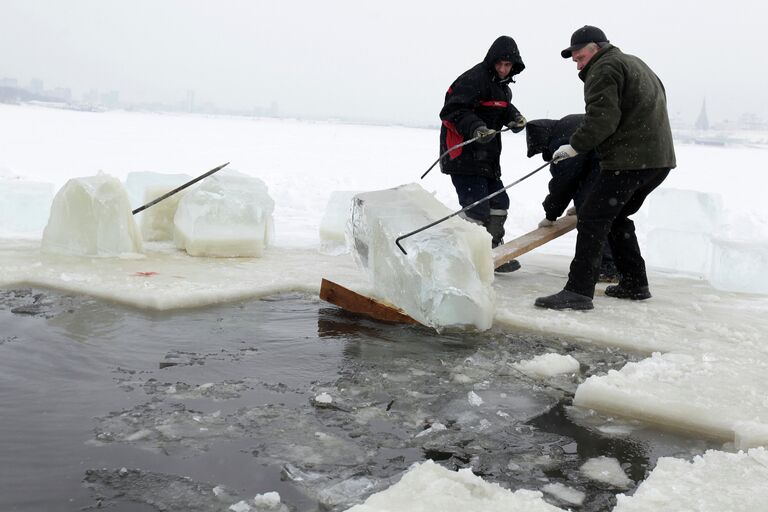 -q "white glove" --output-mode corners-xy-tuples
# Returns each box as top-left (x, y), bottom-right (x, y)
(538, 218), (554, 228)
(552, 144), (578, 163)
(566, 206), (577, 216)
